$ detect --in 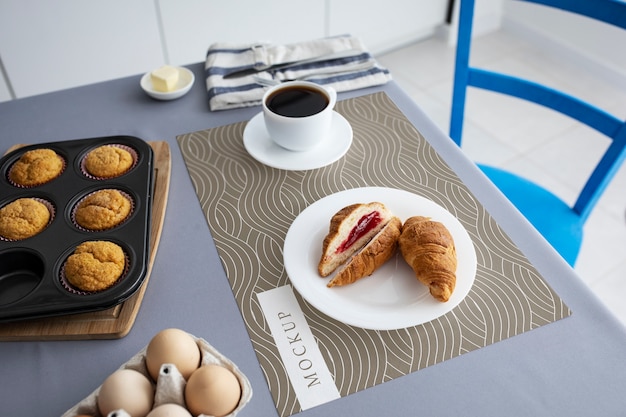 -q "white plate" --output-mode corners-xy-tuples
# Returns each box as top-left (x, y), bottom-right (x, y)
(243, 111), (352, 171)
(140, 66), (195, 100)
(283, 187), (477, 330)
